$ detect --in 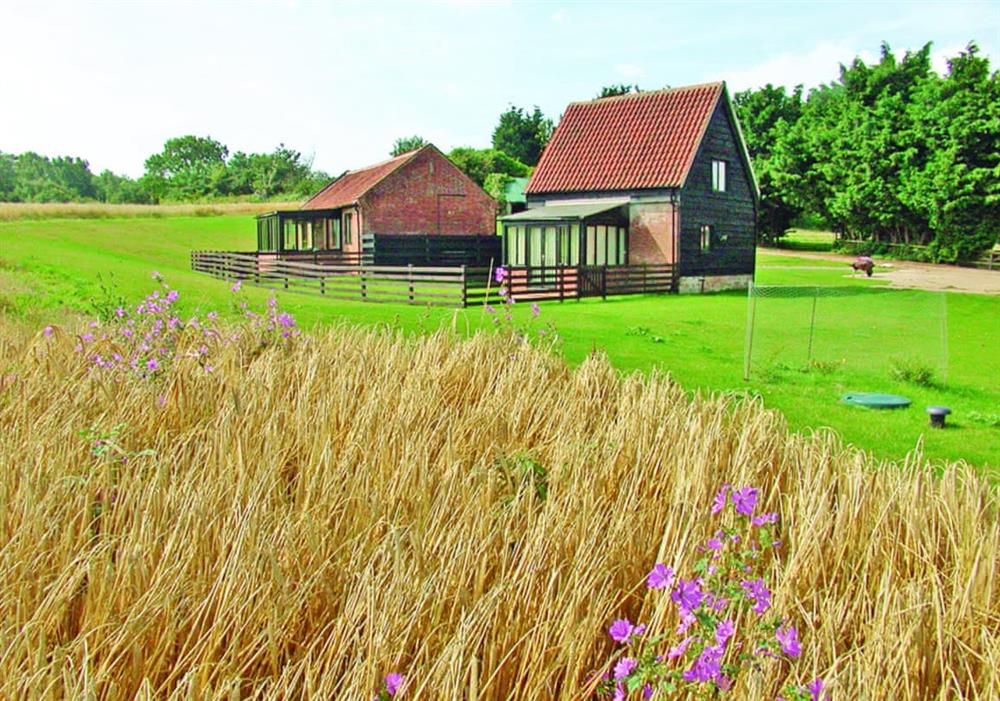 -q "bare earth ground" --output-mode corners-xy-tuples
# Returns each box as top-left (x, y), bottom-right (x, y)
(761, 248), (1000, 295)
